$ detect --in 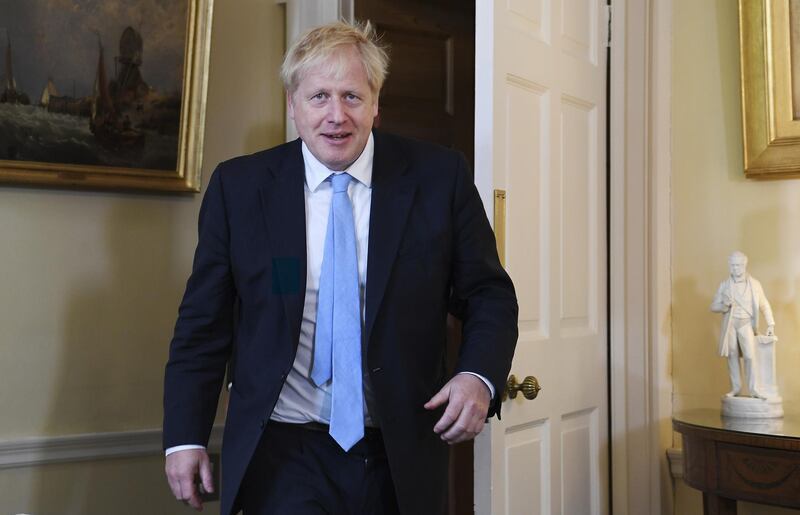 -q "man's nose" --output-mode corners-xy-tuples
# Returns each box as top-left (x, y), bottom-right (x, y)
(327, 98), (346, 124)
